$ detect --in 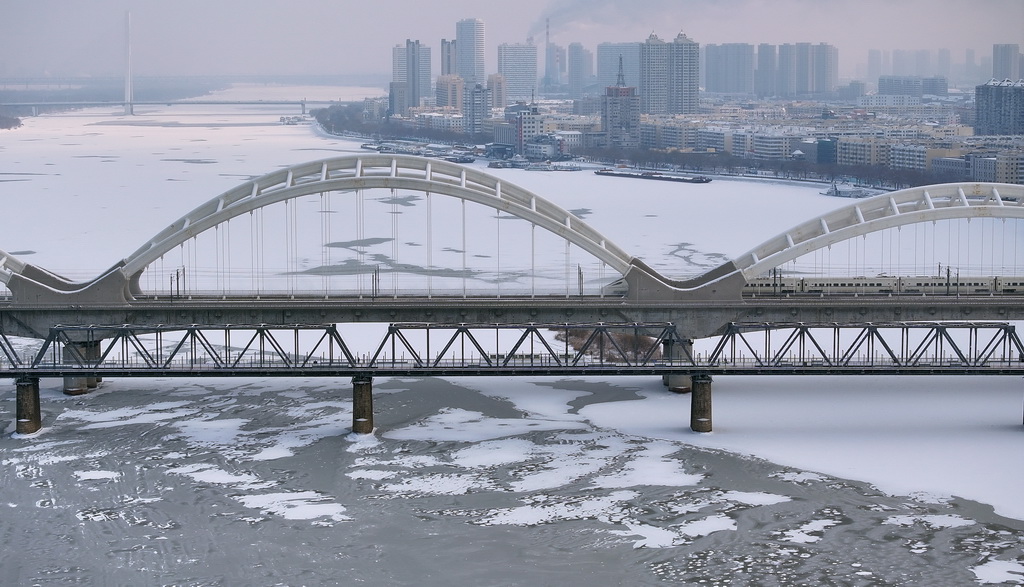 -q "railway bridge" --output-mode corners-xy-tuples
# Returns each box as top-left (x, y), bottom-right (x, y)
(3, 155), (1023, 434)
